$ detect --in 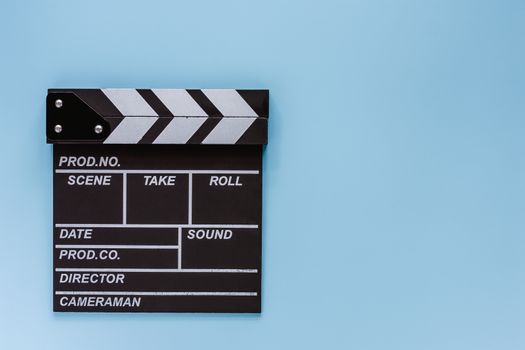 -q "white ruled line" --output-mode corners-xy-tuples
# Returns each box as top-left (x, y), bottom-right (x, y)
(122, 173), (127, 224)
(56, 291), (257, 297)
(55, 245), (179, 250)
(55, 268), (258, 273)
(188, 173), (193, 225)
(55, 169), (259, 174)
(178, 227), (182, 270)
(55, 224), (258, 229)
